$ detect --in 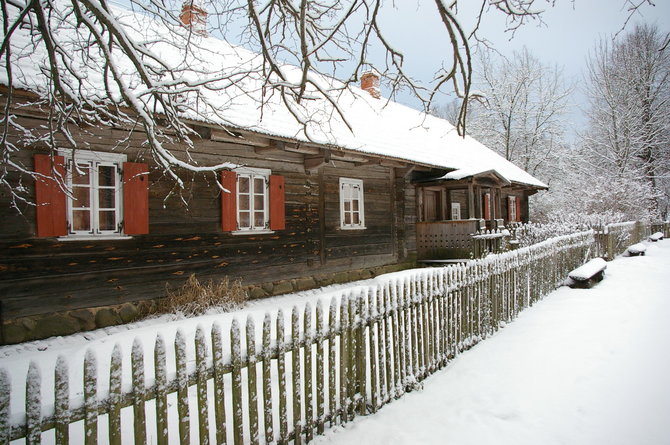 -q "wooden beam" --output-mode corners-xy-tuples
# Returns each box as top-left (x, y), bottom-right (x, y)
(254, 140), (285, 155)
(396, 165), (416, 178)
(304, 149), (332, 171)
(210, 128), (271, 147)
